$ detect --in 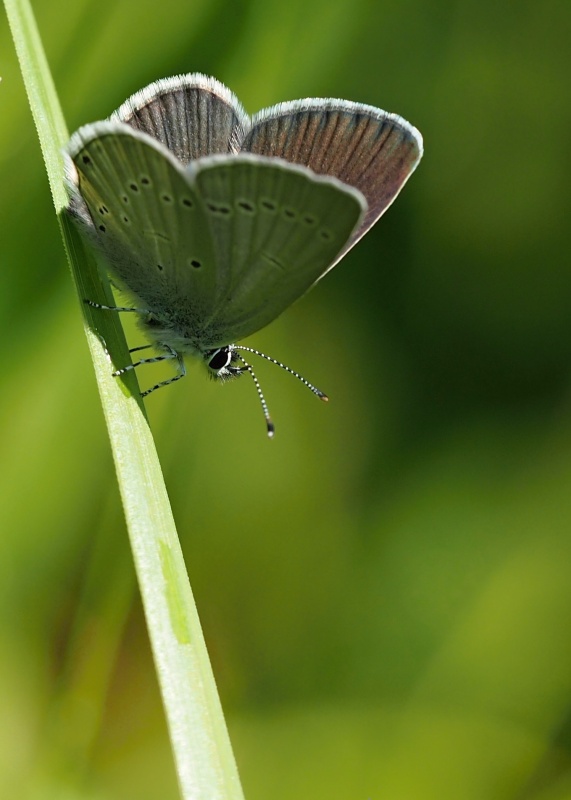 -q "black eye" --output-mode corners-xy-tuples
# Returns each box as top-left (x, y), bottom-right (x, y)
(207, 348), (231, 371)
